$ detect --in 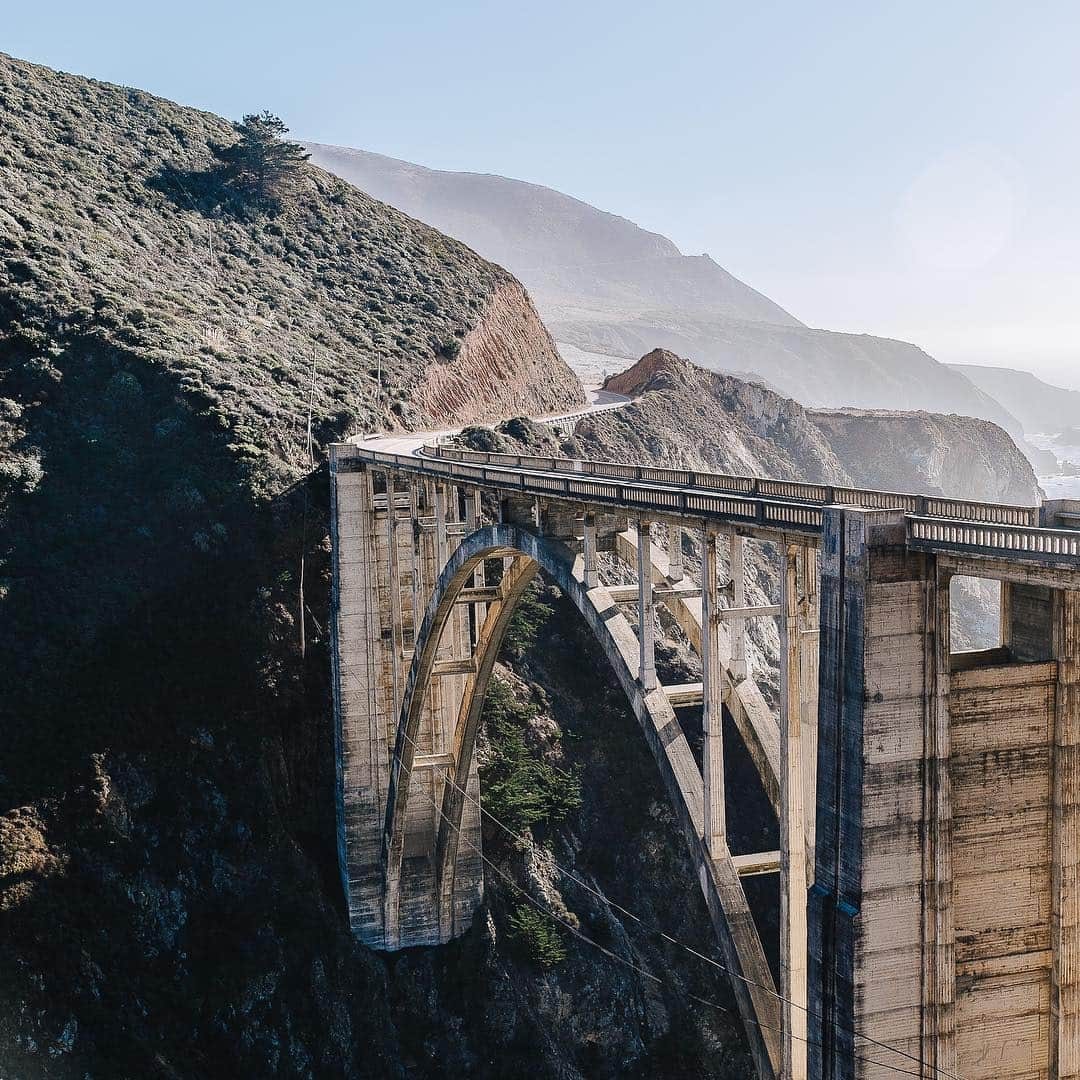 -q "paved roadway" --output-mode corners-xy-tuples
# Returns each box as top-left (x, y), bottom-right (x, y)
(353, 387), (631, 456)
